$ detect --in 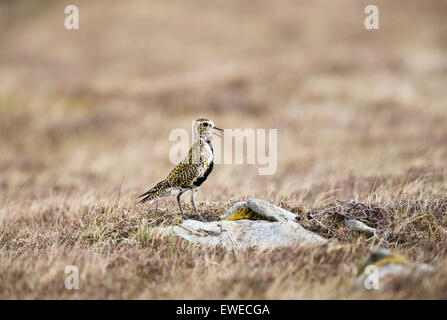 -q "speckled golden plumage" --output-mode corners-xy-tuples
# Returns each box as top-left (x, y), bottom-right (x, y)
(167, 139), (213, 187)
(138, 119), (222, 221)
